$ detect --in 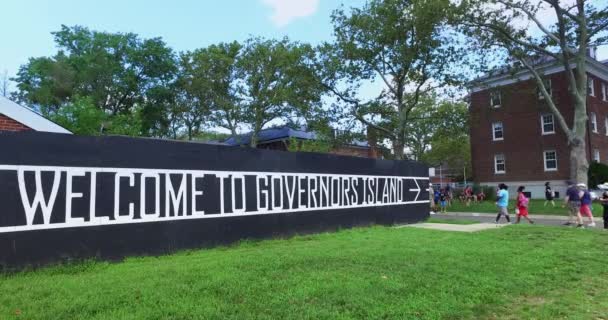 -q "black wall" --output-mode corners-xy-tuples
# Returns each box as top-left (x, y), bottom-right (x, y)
(0, 132), (429, 268)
